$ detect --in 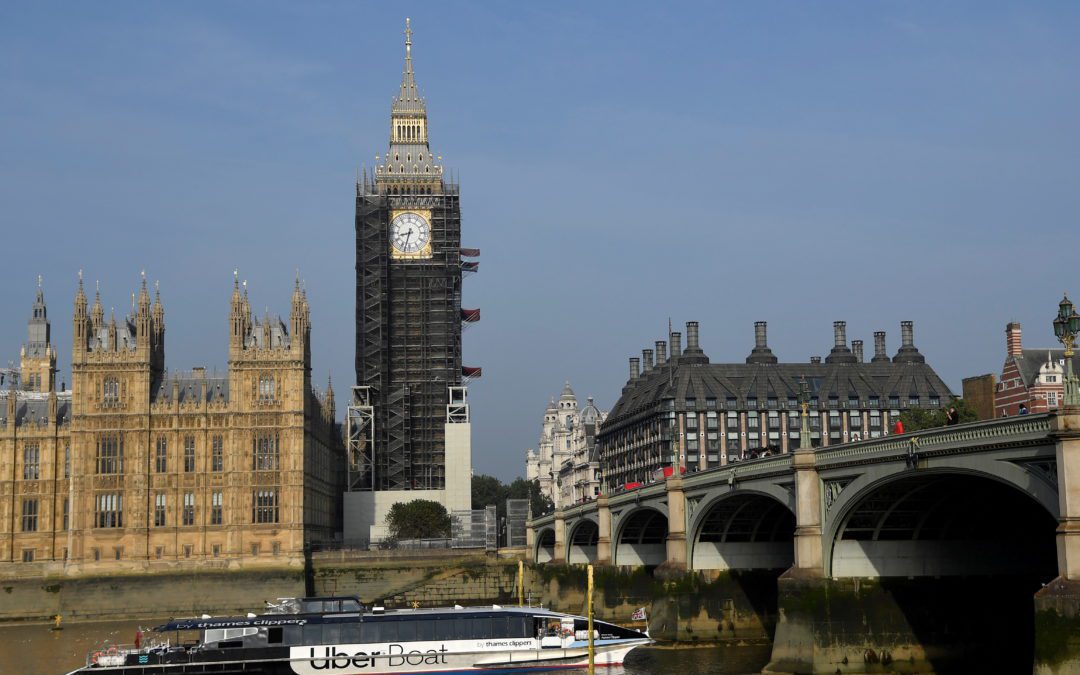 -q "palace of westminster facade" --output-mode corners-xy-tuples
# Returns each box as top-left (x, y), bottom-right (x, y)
(0, 276), (343, 574)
